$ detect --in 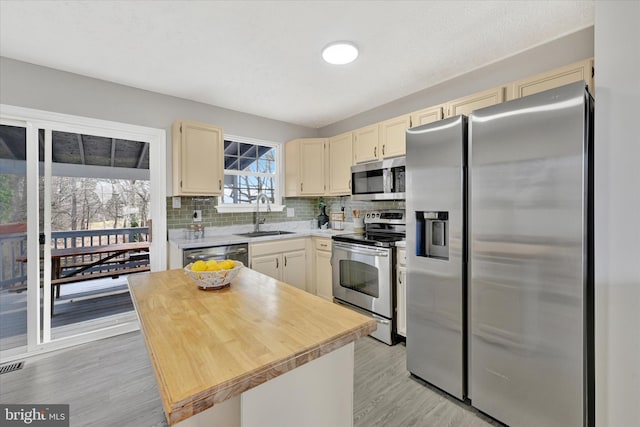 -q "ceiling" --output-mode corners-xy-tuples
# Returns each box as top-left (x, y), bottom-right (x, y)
(0, 124), (150, 169)
(0, 1), (594, 129)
